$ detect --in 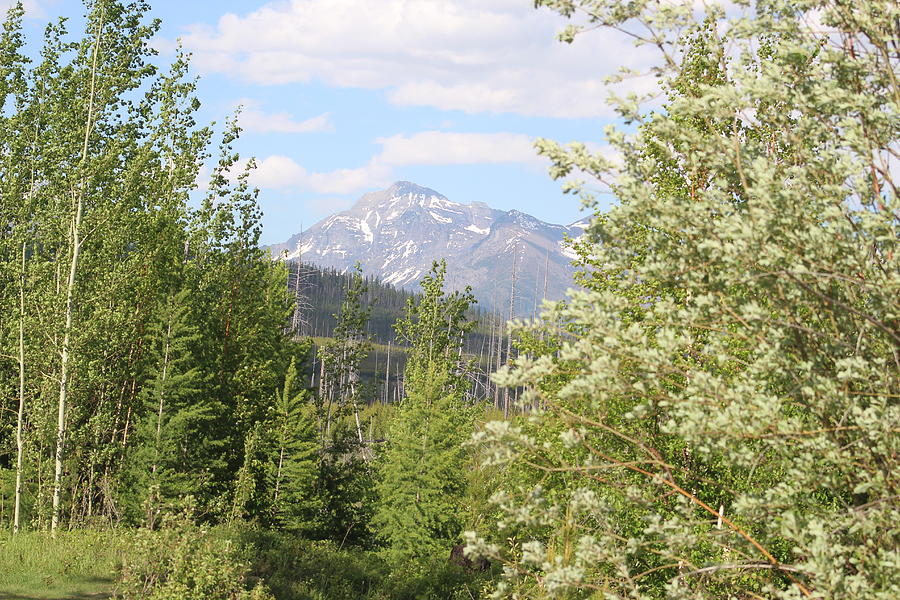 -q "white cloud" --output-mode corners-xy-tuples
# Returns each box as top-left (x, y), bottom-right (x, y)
(250, 130), (546, 194)
(253, 155), (310, 189)
(376, 131), (540, 166)
(180, 0), (658, 118)
(235, 99), (334, 134)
